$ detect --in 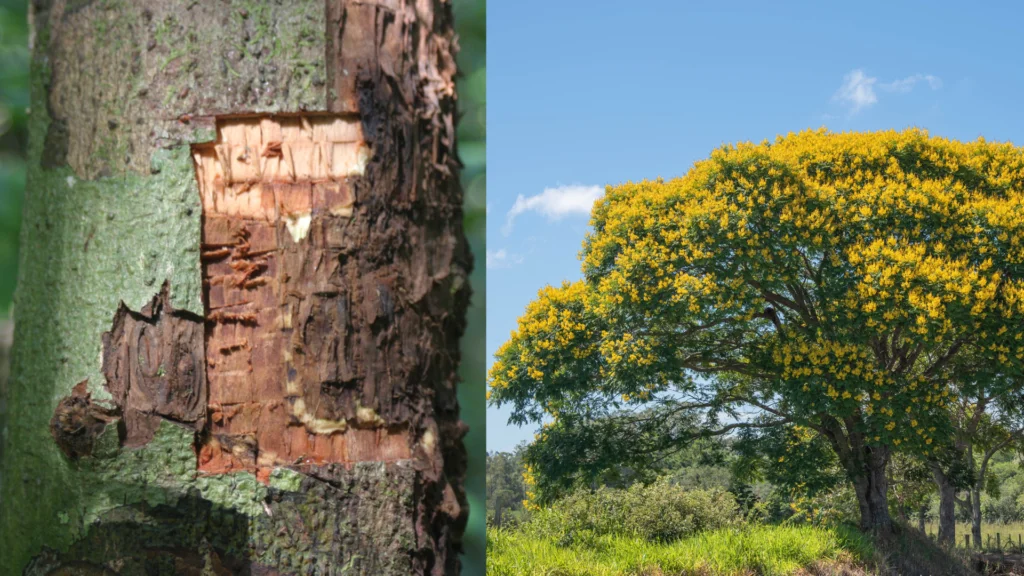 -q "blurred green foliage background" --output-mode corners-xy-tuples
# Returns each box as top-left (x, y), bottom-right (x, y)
(452, 0), (487, 573)
(0, 0), (27, 317)
(0, 0), (484, 572)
